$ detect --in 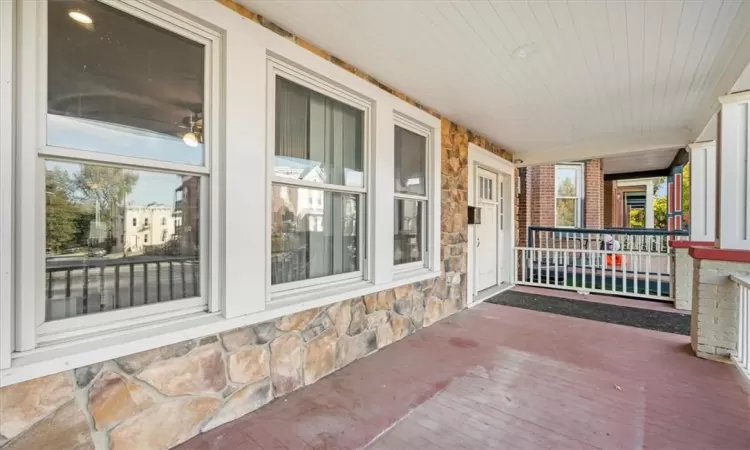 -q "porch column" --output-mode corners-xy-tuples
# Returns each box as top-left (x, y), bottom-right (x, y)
(645, 180), (654, 229)
(717, 92), (750, 250)
(687, 141), (717, 242)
